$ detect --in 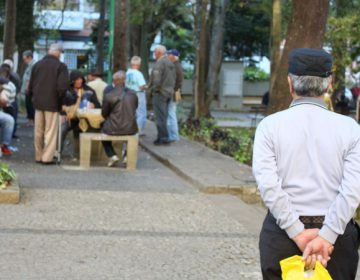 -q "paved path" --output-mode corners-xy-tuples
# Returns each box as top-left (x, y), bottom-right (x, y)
(0, 115), (265, 279)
